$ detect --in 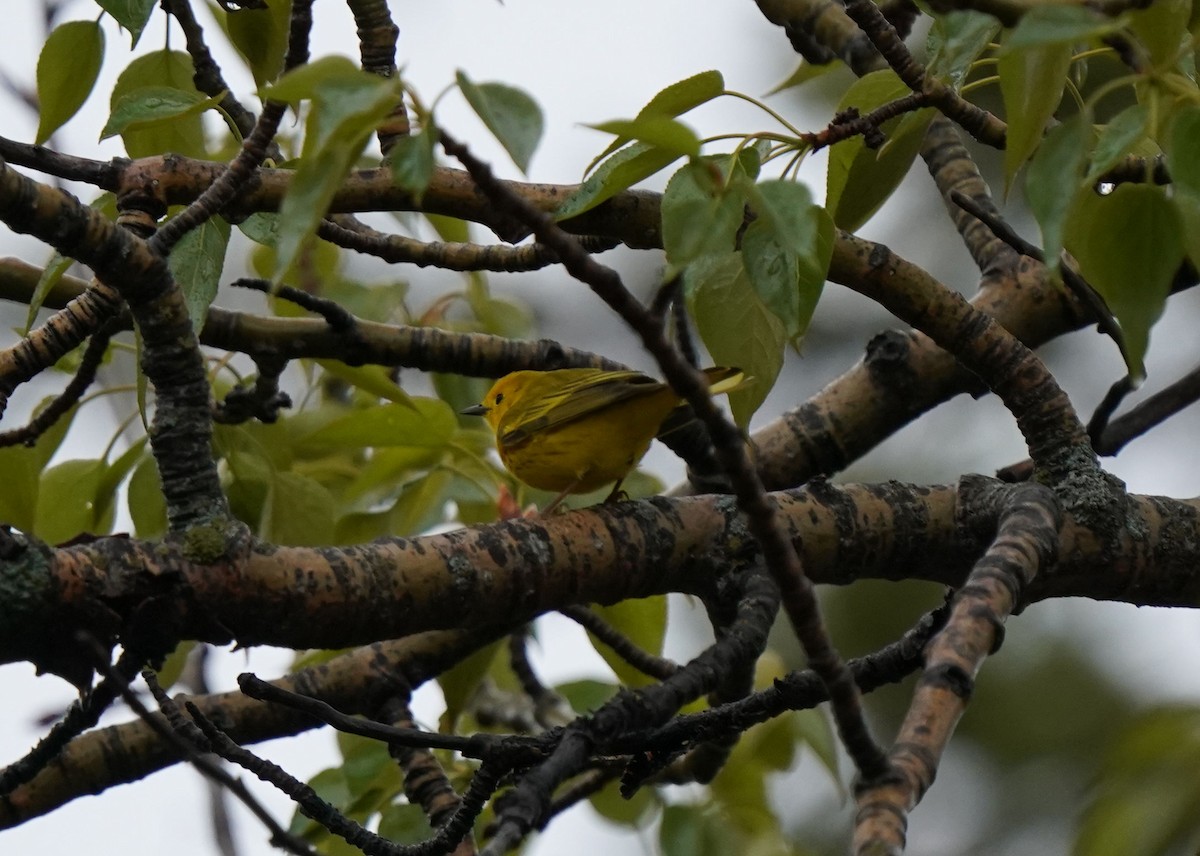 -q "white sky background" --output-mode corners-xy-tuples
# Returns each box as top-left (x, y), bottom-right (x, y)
(0, 2), (1199, 855)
